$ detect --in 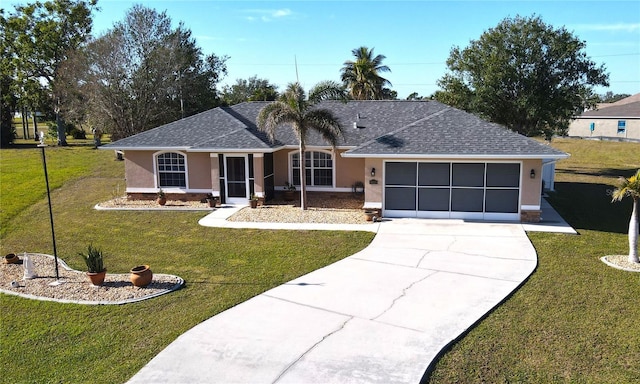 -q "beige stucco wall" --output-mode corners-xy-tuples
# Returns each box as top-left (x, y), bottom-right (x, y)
(521, 159), (543, 206)
(124, 150), (211, 191)
(569, 117), (640, 140)
(364, 158), (383, 204)
(187, 152), (212, 190)
(273, 150), (289, 187)
(336, 150), (365, 189)
(124, 151), (155, 188)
